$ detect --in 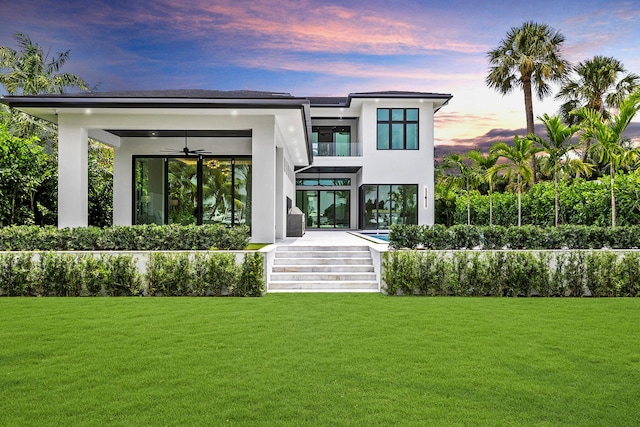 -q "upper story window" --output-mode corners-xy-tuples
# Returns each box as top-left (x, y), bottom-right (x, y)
(377, 108), (419, 150)
(312, 126), (351, 156)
